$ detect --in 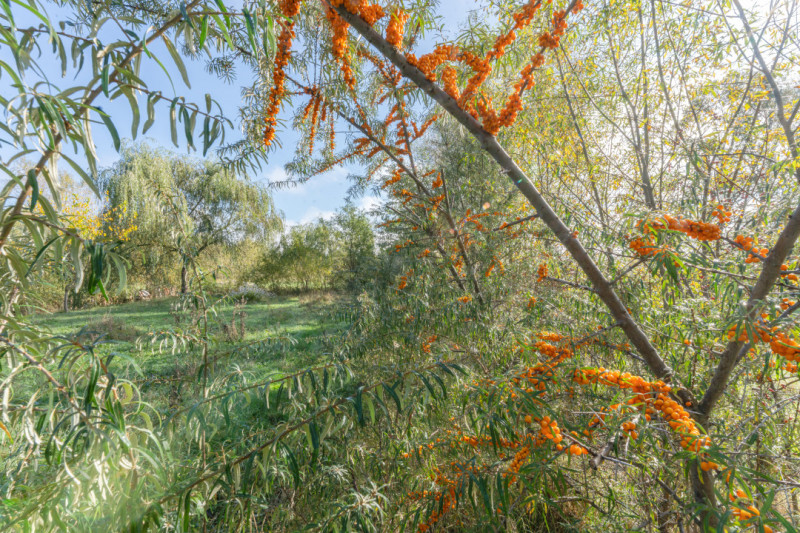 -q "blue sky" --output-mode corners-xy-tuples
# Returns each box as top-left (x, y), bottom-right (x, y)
(0, 0), (479, 226)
